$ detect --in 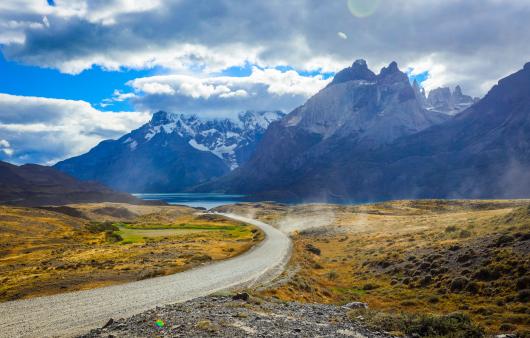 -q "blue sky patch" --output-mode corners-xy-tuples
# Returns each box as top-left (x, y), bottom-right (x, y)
(0, 54), (162, 111)
(407, 70), (430, 86)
